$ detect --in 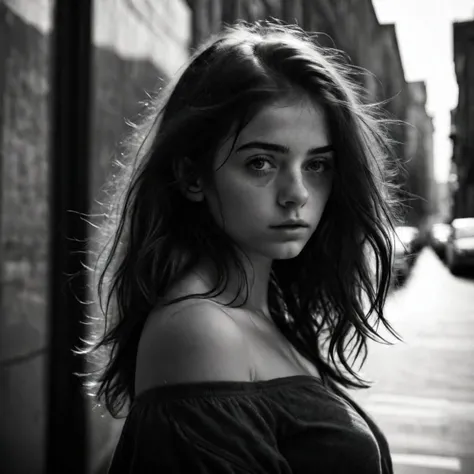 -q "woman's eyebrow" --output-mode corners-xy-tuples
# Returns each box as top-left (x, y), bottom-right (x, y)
(235, 141), (334, 155)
